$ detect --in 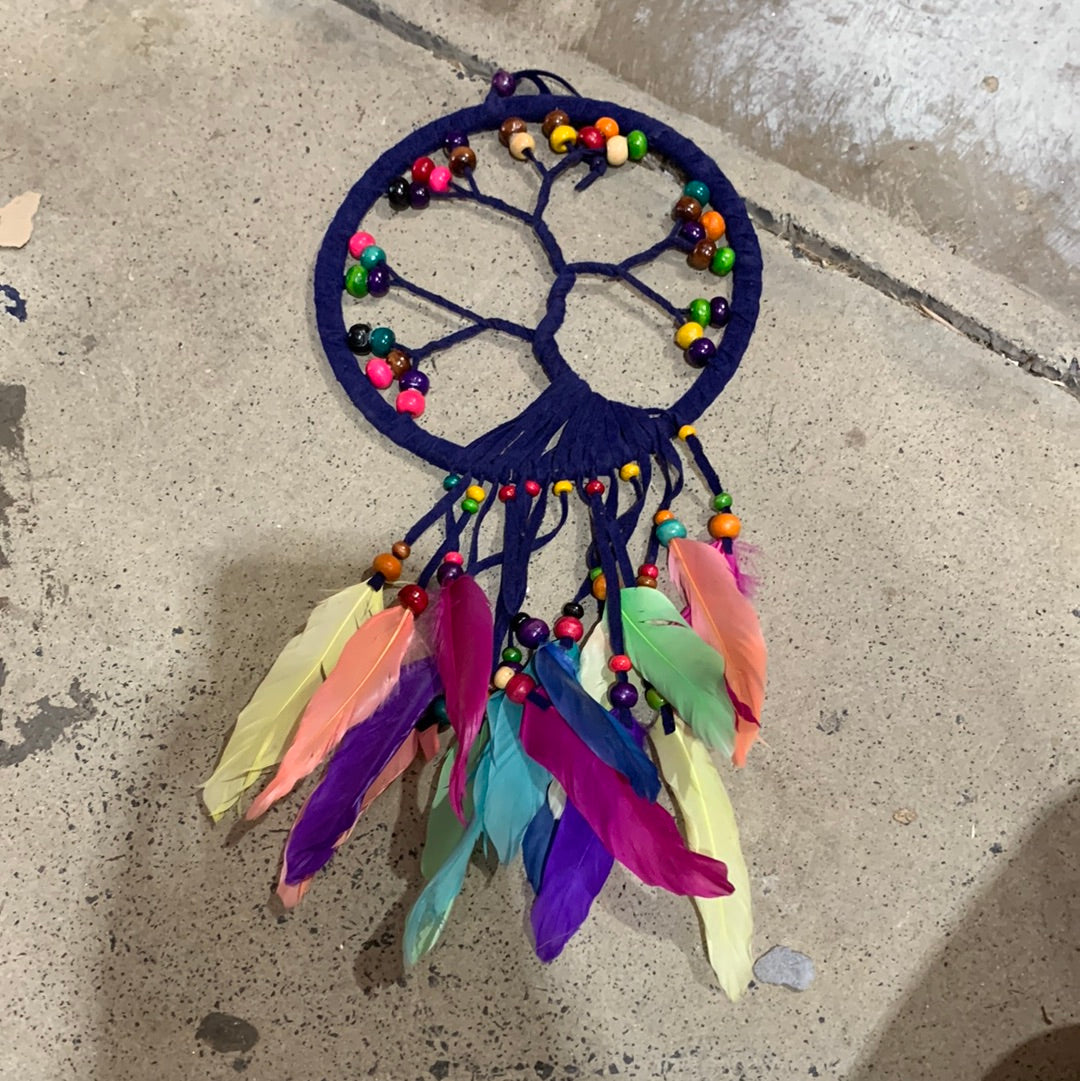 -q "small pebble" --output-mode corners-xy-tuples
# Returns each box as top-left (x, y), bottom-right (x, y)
(892, 807), (917, 825)
(753, 946), (816, 991)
